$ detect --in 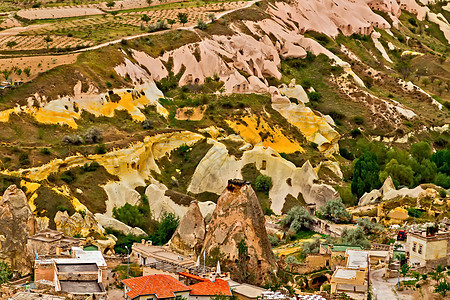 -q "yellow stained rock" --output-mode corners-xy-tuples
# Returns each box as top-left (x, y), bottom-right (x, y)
(0, 85), (167, 129)
(20, 180), (41, 212)
(226, 115), (303, 154)
(52, 186), (88, 212)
